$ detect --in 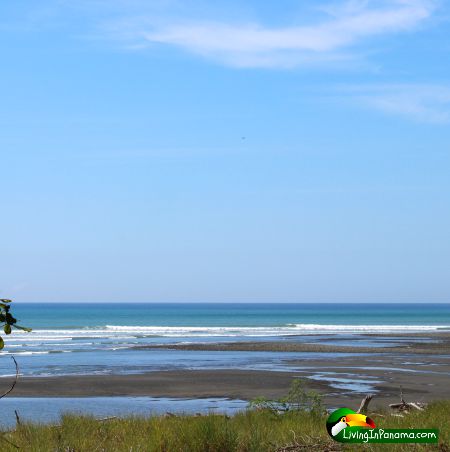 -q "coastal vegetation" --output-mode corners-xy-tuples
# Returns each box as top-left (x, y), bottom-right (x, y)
(0, 299), (31, 350)
(248, 378), (324, 414)
(0, 401), (448, 451)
